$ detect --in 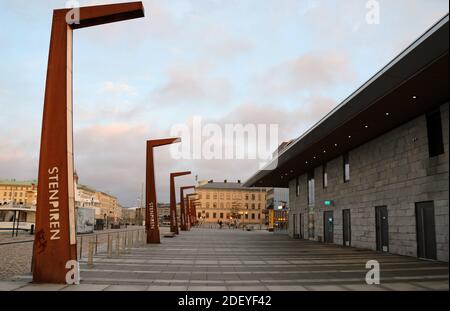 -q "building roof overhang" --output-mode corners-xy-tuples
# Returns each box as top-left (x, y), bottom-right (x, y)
(244, 15), (449, 188)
